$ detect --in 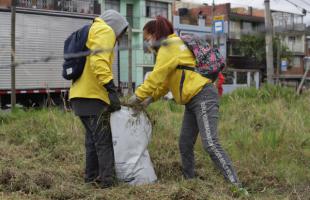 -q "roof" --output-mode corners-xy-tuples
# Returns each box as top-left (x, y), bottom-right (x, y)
(229, 13), (265, 23)
(271, 9), (304, 16)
